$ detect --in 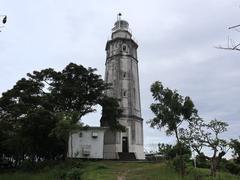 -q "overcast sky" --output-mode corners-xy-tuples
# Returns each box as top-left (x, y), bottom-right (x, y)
(1, 0), (240, 154)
